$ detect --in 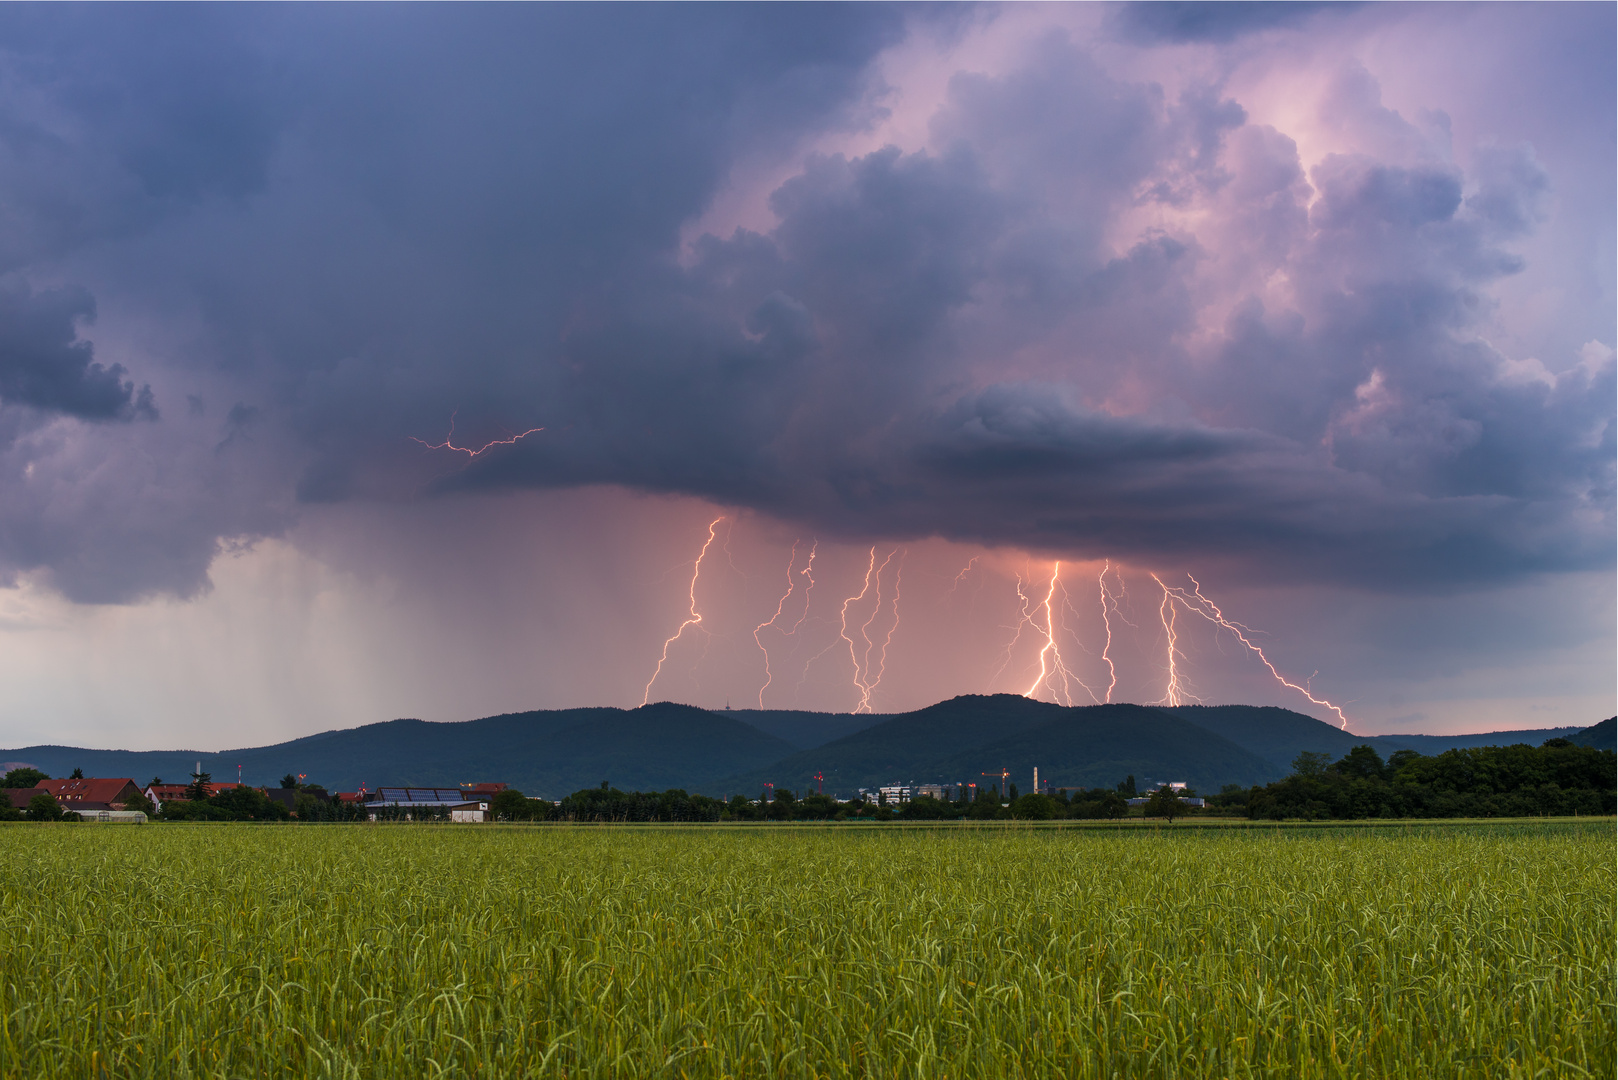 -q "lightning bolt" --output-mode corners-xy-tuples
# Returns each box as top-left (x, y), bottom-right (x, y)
(857, 549), (899, 703)
(867, 551), (905, 707)
(828, 547), (902, 713)
(945, 556), (979, 595)
(642, 517), (723, 706)
(753, 541), (802, 708)
(1162, 574), (1352, 730)
(1150, 573), (1198, 707)
(835, 547), (882, 711)
(988, 570), (1037, 685)
(1023, 562), (1100, 706)
(410, 410), (543, 457)
(783, 541), (818, 635)
(1098, 561), (1120, 704)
